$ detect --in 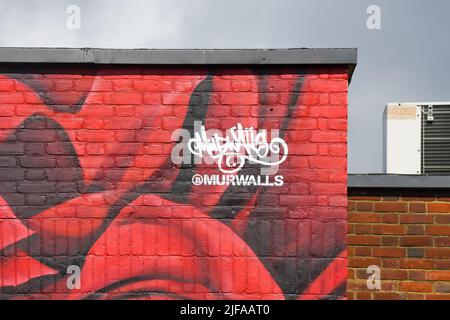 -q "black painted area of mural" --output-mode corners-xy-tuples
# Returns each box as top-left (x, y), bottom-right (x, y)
(5, 66), (98, 114)
(0, 254), (85, 296)
(0, 274), (60, 296)
(84, 276), (198, 300)
(0, 235), (84, 295)
(0, 115), (104, 281)
(0, 115), (85, 218)
(318, 282), (346, 300)
(246, 222), (346, 299)
(163, 75), (213, 202)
